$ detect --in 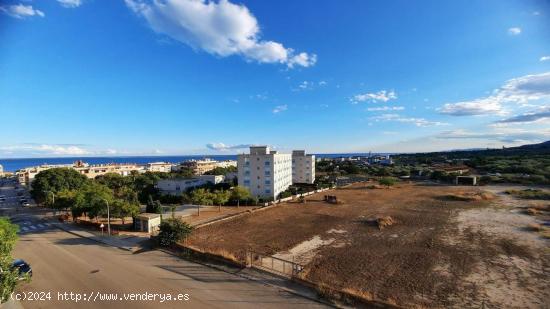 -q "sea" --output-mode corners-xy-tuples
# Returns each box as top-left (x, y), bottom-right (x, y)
(0, 153), (379, 172)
